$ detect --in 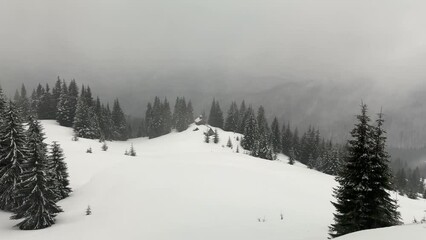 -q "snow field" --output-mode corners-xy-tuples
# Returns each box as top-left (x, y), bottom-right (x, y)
(0, 120), (425, 240)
